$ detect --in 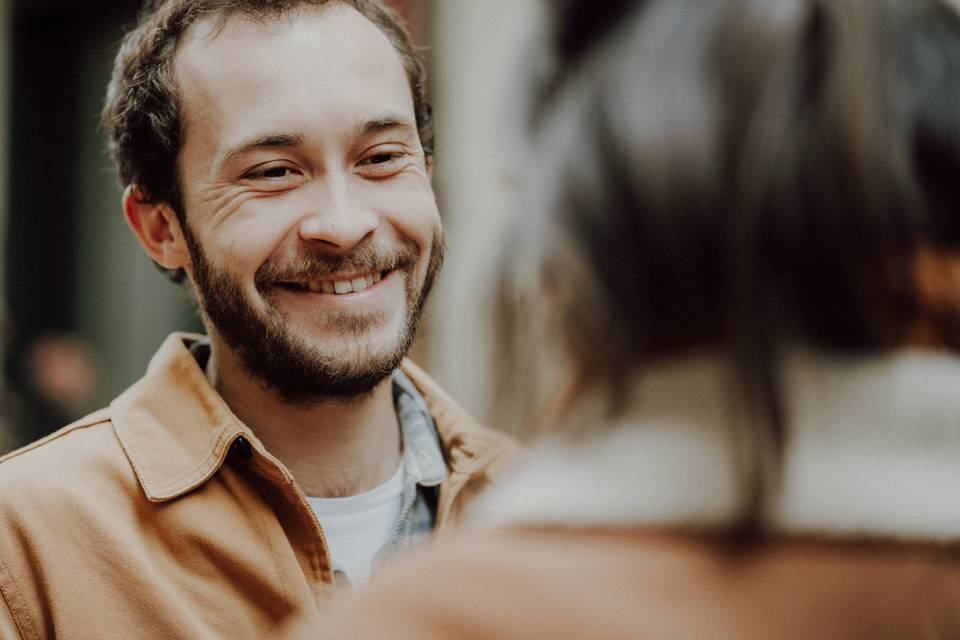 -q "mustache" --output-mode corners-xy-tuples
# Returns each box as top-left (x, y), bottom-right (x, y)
(254, 240), (419, 286)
